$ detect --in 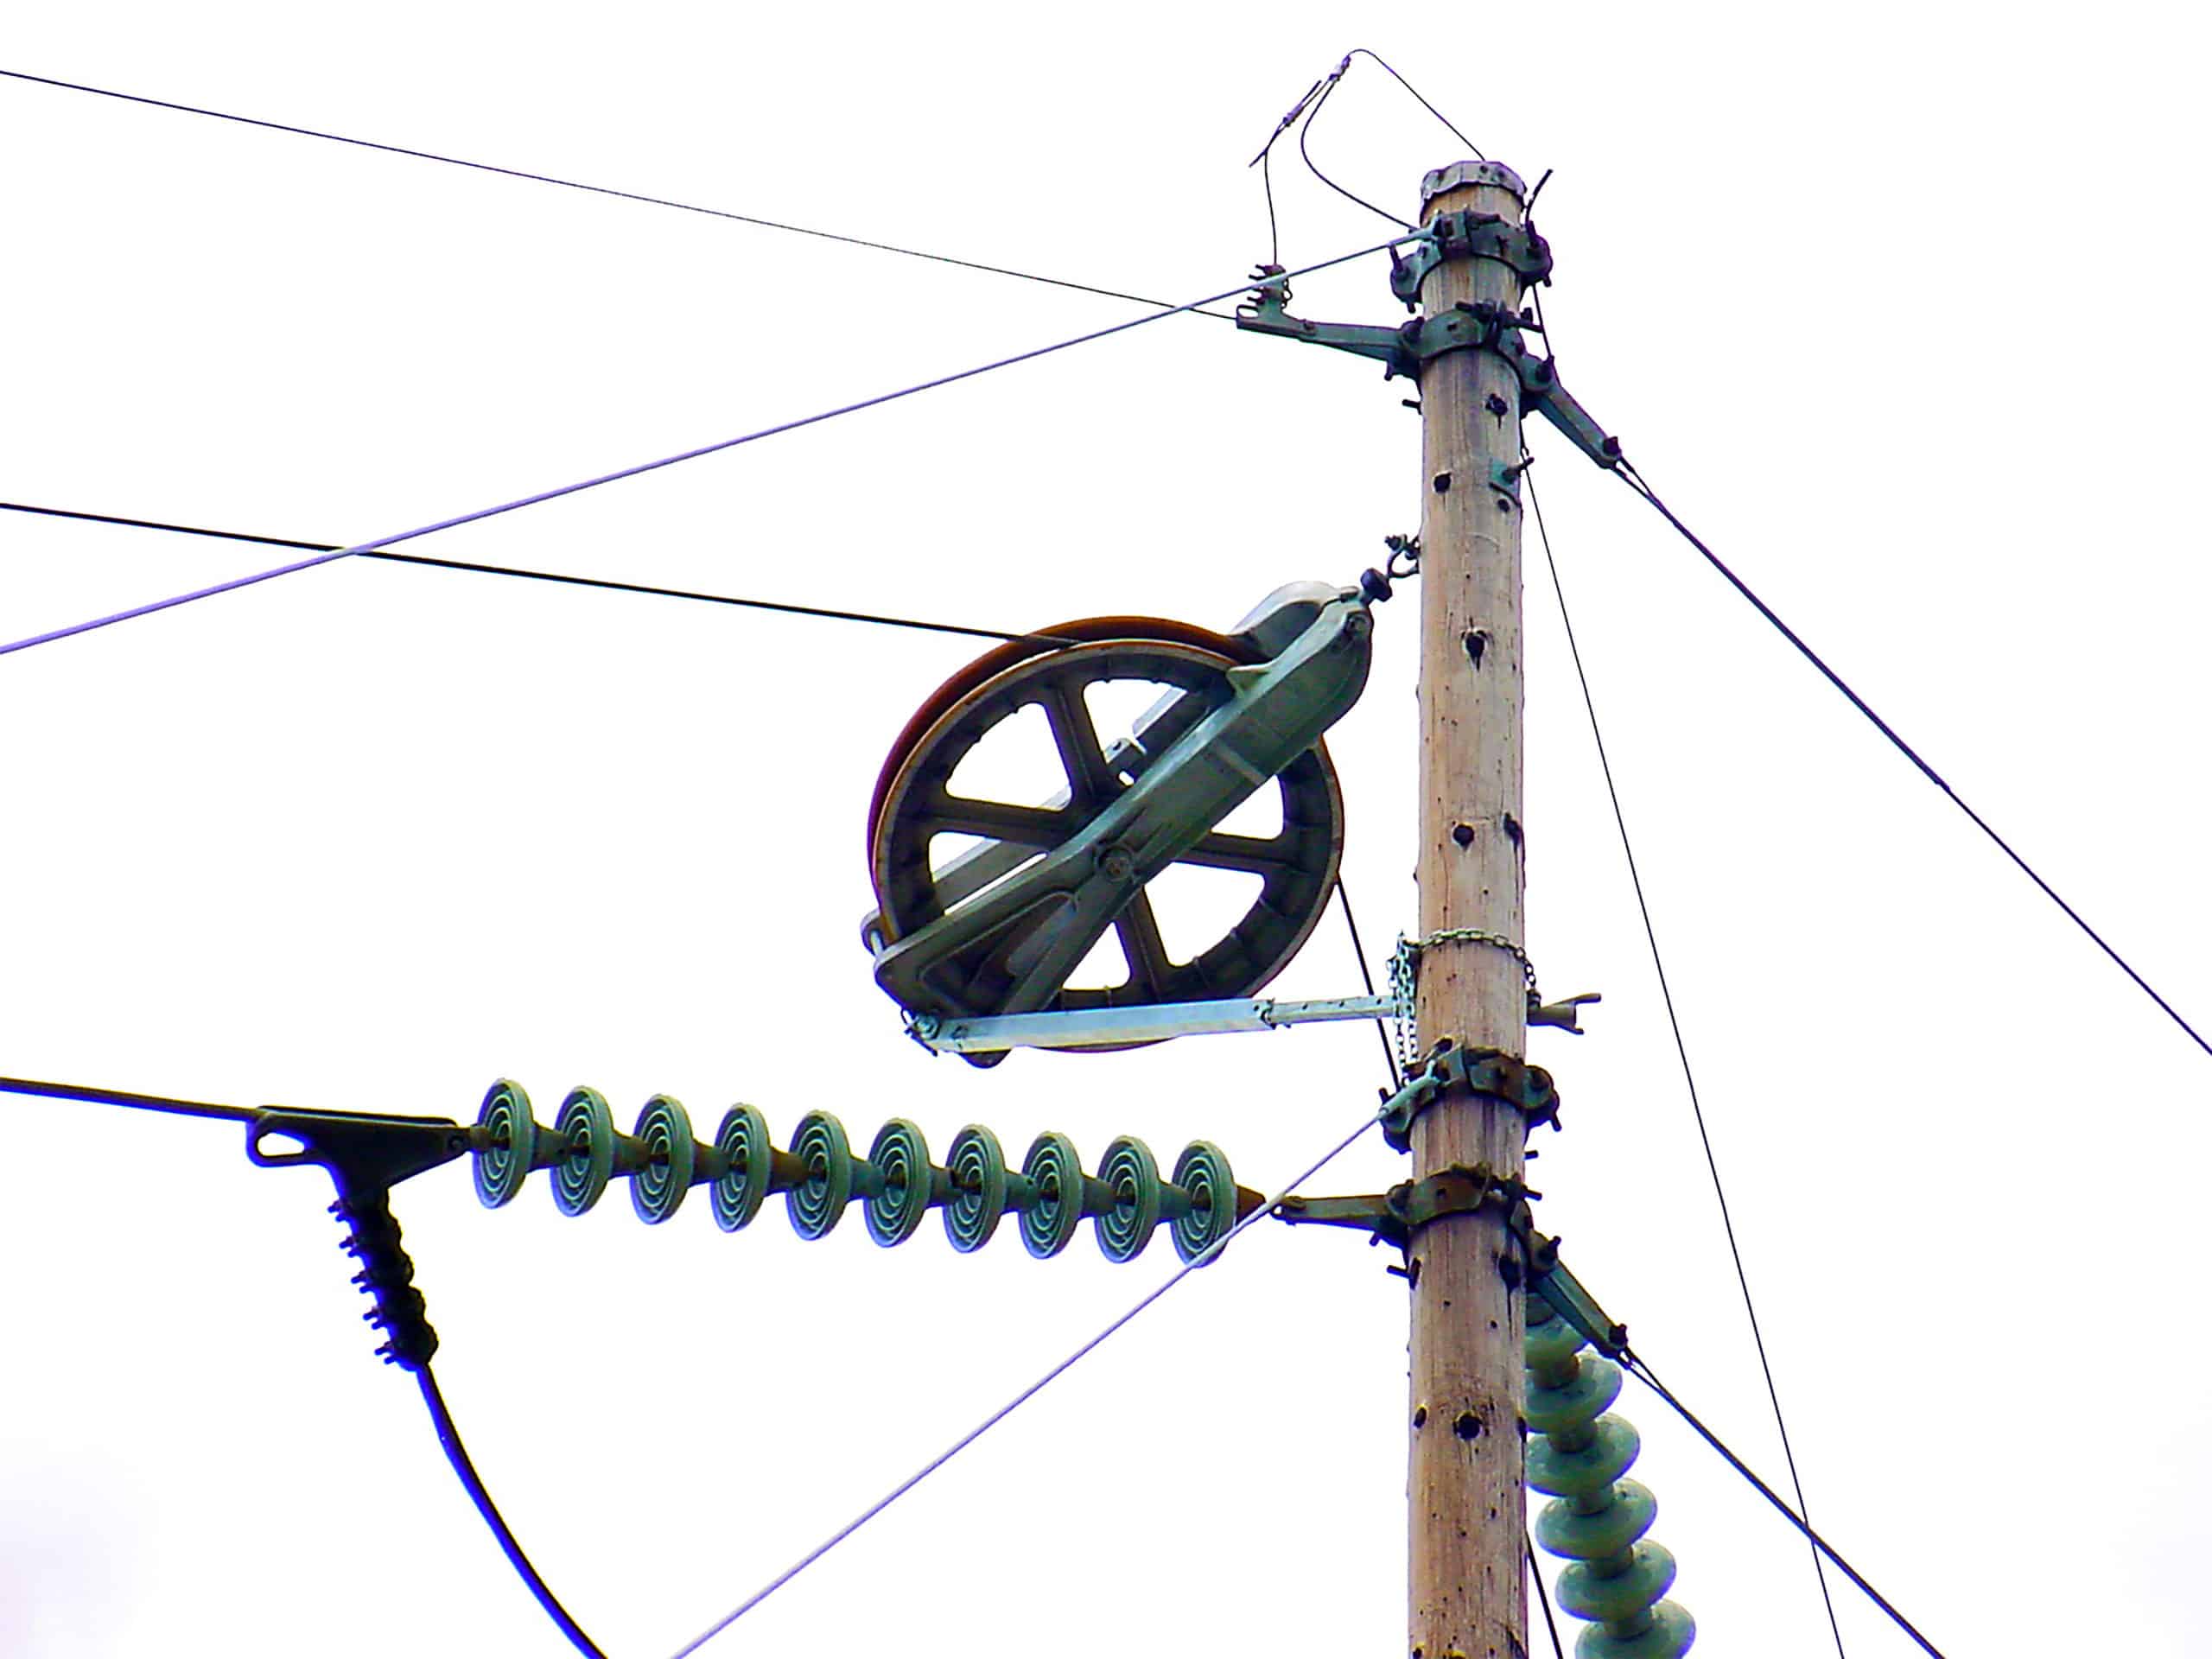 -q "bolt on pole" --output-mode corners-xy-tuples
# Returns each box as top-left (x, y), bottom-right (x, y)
(1409, 158), (1532, 1659)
